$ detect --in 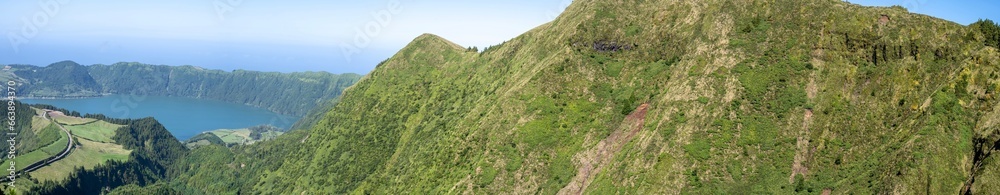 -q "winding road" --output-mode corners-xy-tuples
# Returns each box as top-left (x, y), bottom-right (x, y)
(0, 110), (75, 182)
